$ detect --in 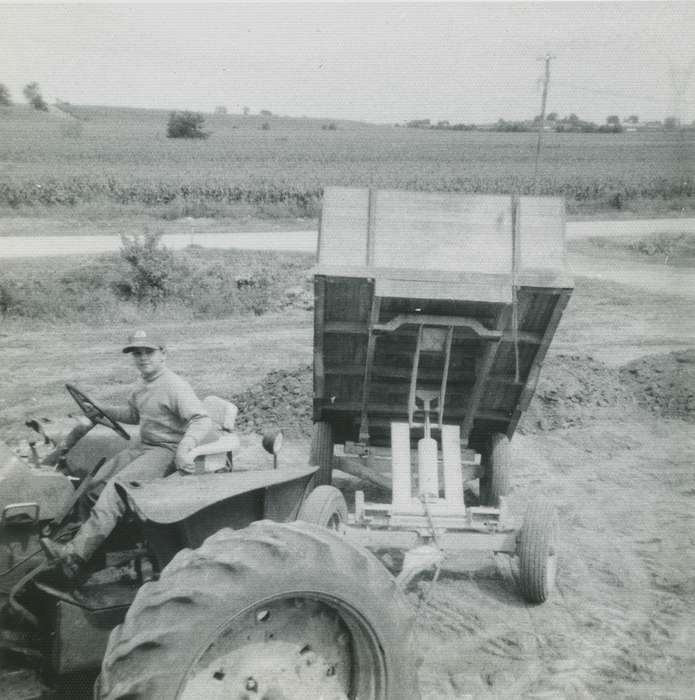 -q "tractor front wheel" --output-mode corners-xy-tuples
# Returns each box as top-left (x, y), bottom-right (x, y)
(297, 485), (348, 530)
(99, 520), (418, 700)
